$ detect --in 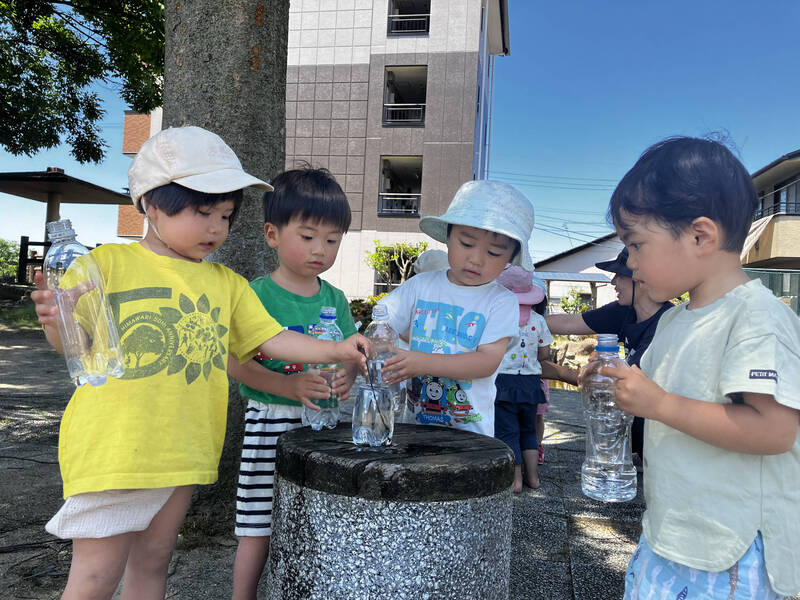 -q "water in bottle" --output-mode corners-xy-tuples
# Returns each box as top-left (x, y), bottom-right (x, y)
(363, 304), (402, 413)
(302, 306), (343, 430)
(352, 358), (394, 447)
(43, 219), (125, 387)
(579, 334), (637, 502)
